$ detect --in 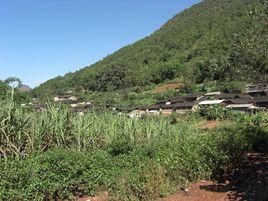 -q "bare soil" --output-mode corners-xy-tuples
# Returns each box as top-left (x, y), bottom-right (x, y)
(153, 83), (184, 93)
(160, 181), (226, 201)
(197, 120), (221, 129)
(162, 152), (268, 201)
(76, 192), (108, 201)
